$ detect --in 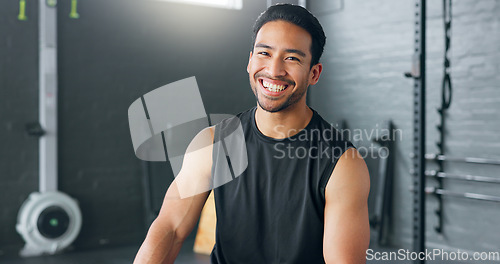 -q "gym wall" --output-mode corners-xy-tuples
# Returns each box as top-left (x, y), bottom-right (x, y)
(0, 0), (262, 256)
(309, 0), (500, 254)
